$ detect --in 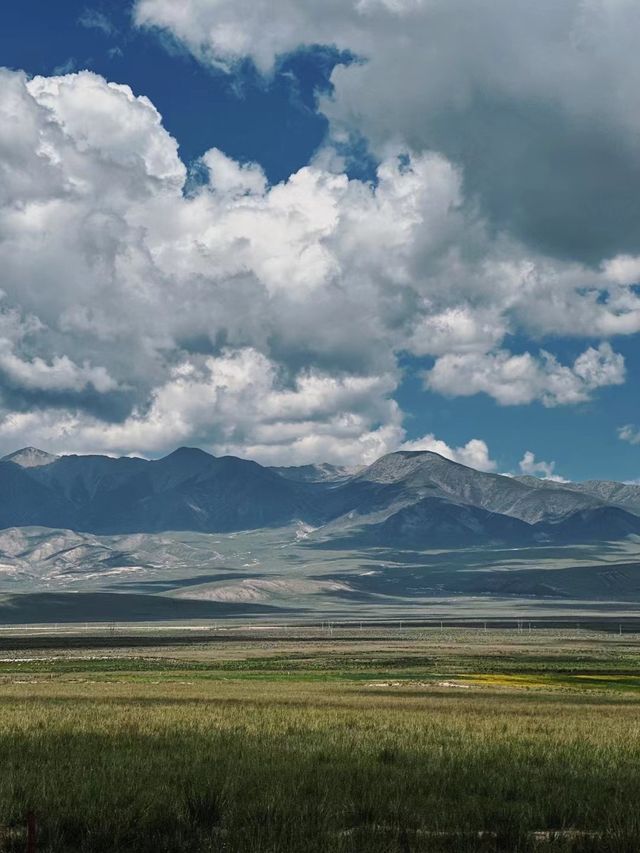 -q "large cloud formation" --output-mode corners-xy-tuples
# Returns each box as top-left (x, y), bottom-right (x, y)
(135, 0), (640, 263)
(0, 57), (636, 463)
